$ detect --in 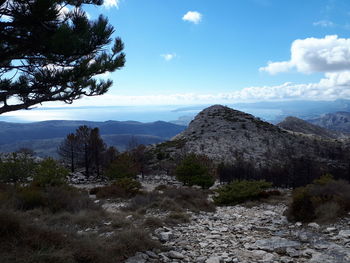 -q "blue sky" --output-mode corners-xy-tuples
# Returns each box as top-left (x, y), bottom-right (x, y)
(3, 0), (350, 121)
(78, 0), (350, 105)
